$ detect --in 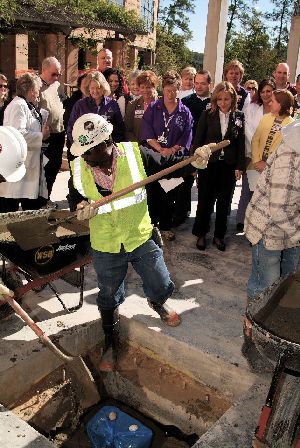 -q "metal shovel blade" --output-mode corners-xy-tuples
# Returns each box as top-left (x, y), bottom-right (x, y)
(7, 217), (60, 250)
